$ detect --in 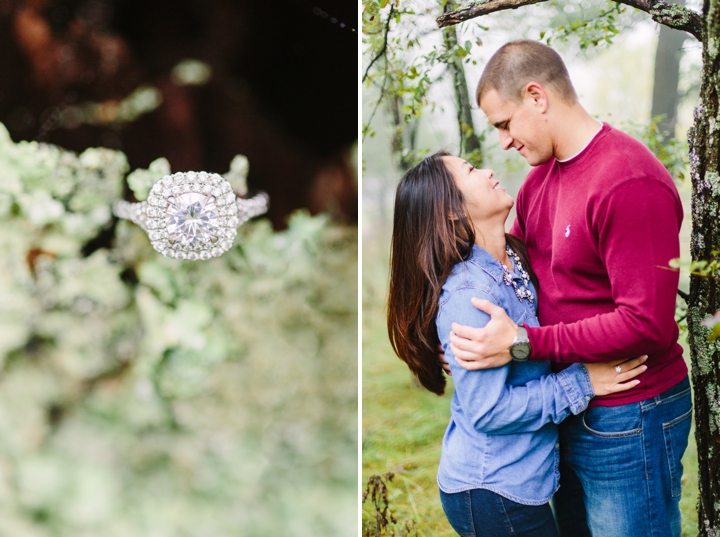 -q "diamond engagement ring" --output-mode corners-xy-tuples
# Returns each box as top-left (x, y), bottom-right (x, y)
(114, 171), (269, 260)
(615, 365), (622, 373)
